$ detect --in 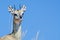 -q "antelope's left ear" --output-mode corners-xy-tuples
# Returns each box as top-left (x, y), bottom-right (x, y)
(8, 5), (15, 15)
(19, 5), (26, 16)
(21, 5), (26, 11)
